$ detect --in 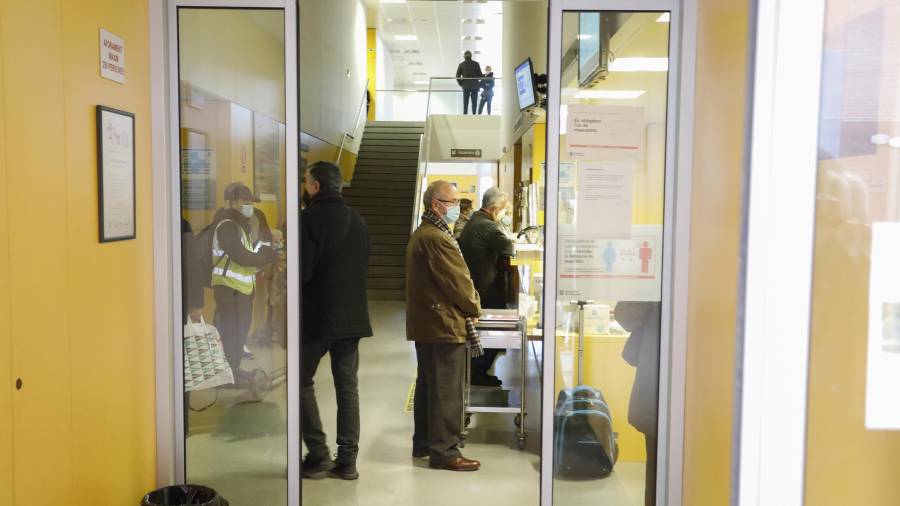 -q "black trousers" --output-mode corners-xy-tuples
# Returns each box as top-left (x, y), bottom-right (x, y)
(462, 89), (479, 114)
(478, 93), (493, 114)
(213, 285), (254, 372)
(471, 348), (501, 378)
(413, 342), (466, 463)
(301, 337), (361, 465)
(645, 436), (658, 506)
